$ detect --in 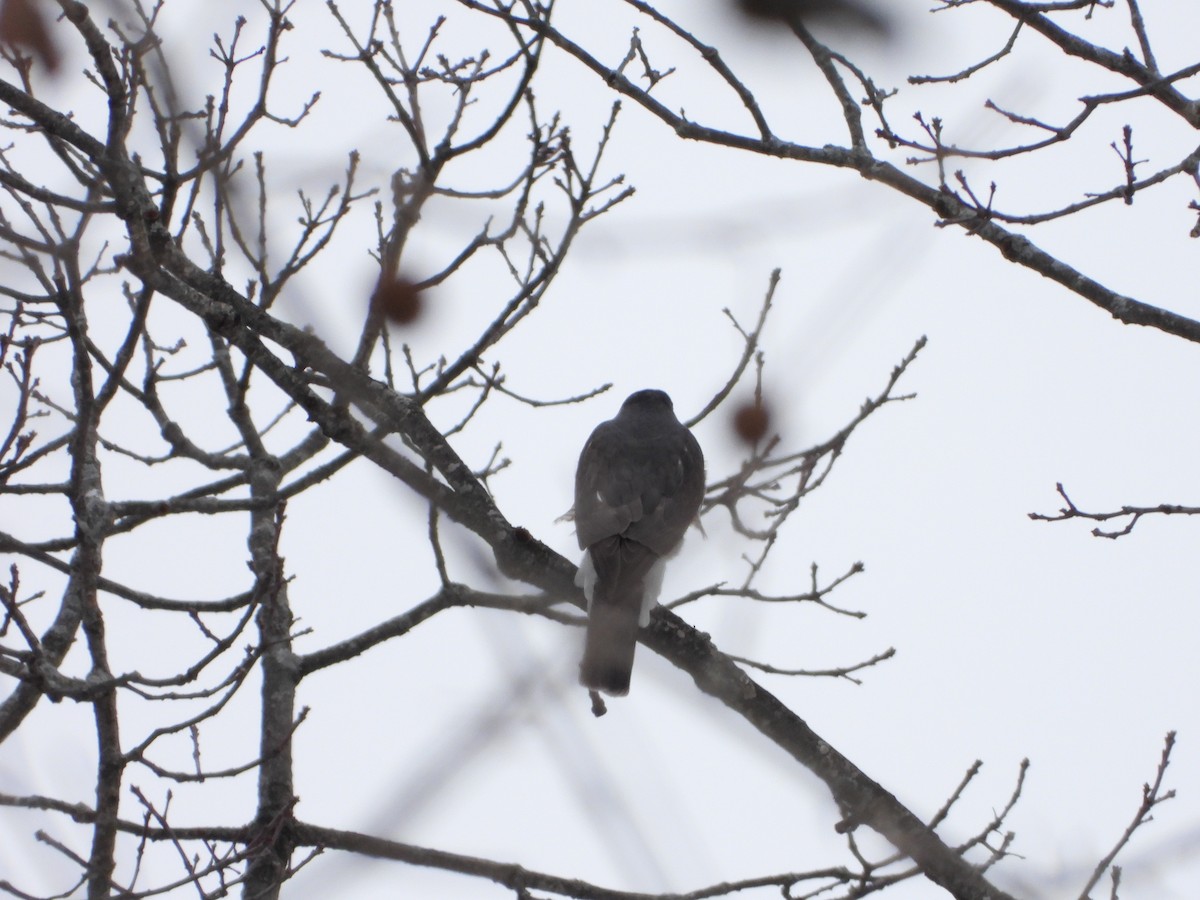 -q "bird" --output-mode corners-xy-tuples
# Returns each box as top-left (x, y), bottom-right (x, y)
(574, 389), (705, 696)
(733, 0), (892, 39)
